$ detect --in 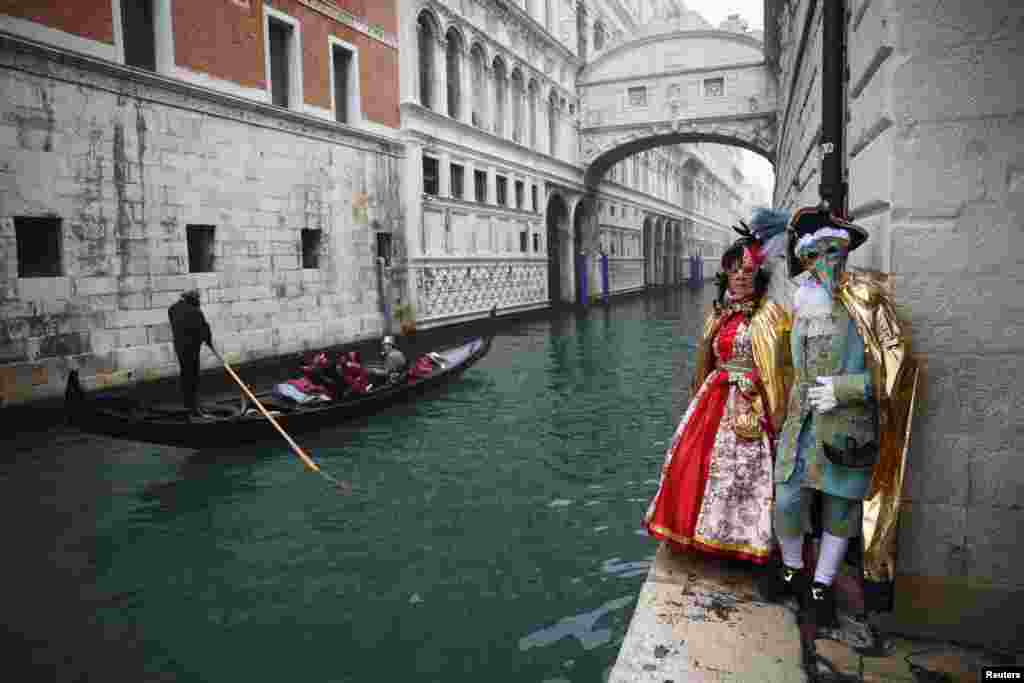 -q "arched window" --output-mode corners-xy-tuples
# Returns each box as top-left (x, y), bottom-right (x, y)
(528, 80), (539, 149)
(445, 28), (462, 119)
(593, 22), (605, 51)
(510, 69), (524, 143)
(492, 57), (507, 137)
(469, 45), (486, 128)
(547, 91), (559, 156)
(417, 14), (435, 109)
